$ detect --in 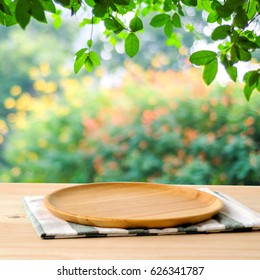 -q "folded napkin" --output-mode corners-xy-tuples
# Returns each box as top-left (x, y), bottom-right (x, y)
(23, 188), (260, 239)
